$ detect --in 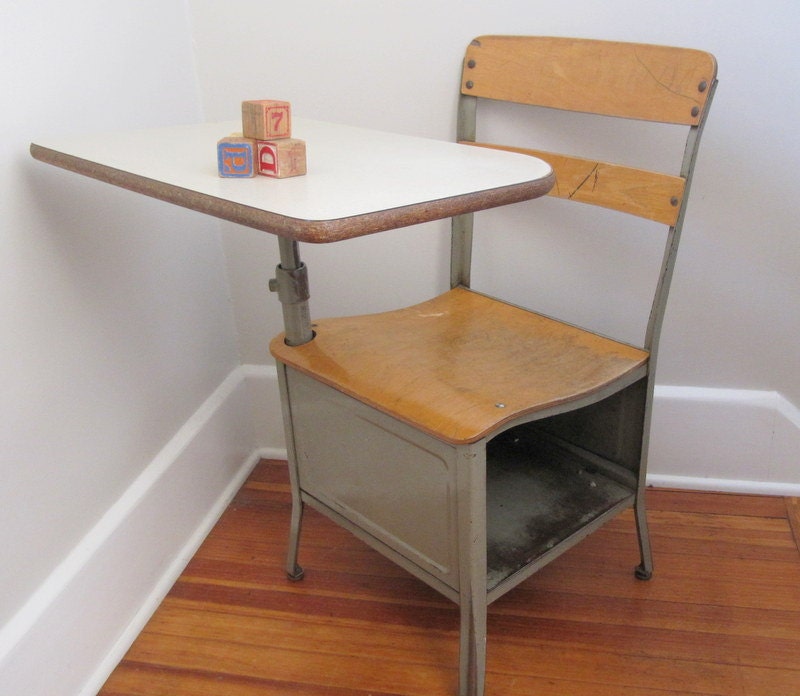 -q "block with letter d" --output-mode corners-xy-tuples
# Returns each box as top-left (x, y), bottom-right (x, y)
(242, 100), (291, 140)
(257, 138), (307, 178)
(217, 136), (257, 178)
